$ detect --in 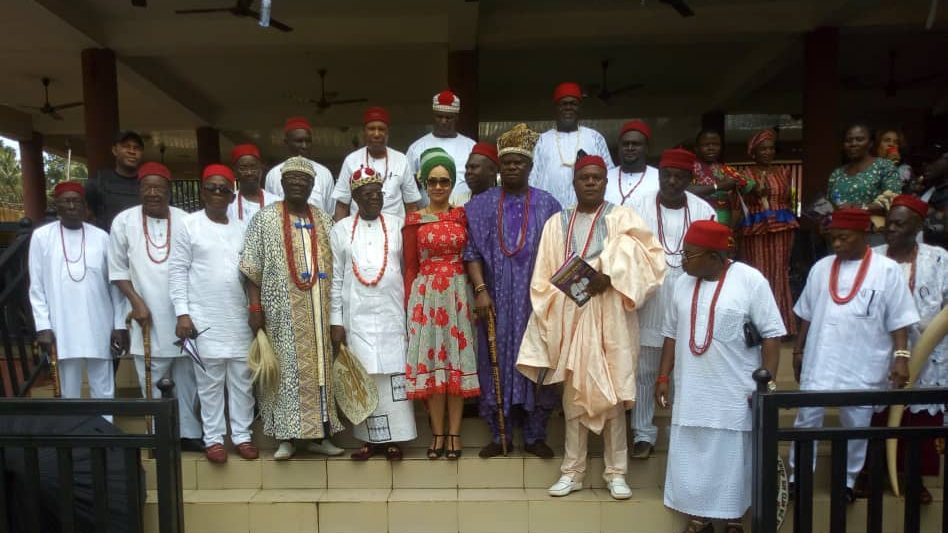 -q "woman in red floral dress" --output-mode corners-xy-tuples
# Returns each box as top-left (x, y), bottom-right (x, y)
(403, 148), (479, 460)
